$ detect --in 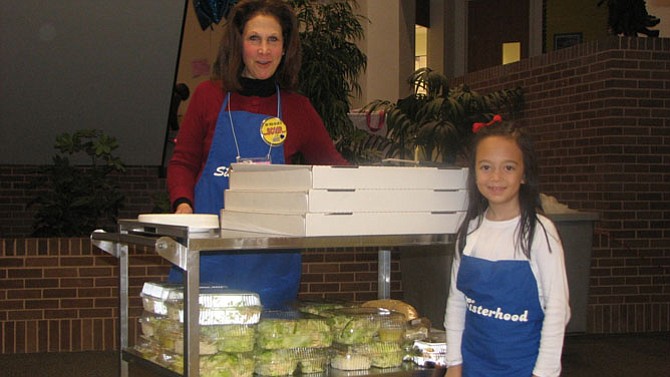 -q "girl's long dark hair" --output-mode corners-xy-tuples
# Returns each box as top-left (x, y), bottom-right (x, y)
(456, 121), (545, 259)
